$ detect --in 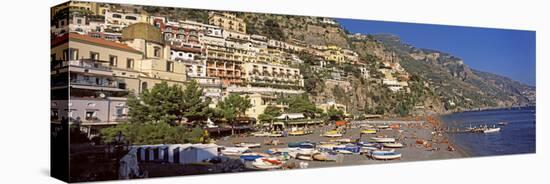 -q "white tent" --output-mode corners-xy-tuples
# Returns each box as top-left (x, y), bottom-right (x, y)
(276, 113), (305, 120)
